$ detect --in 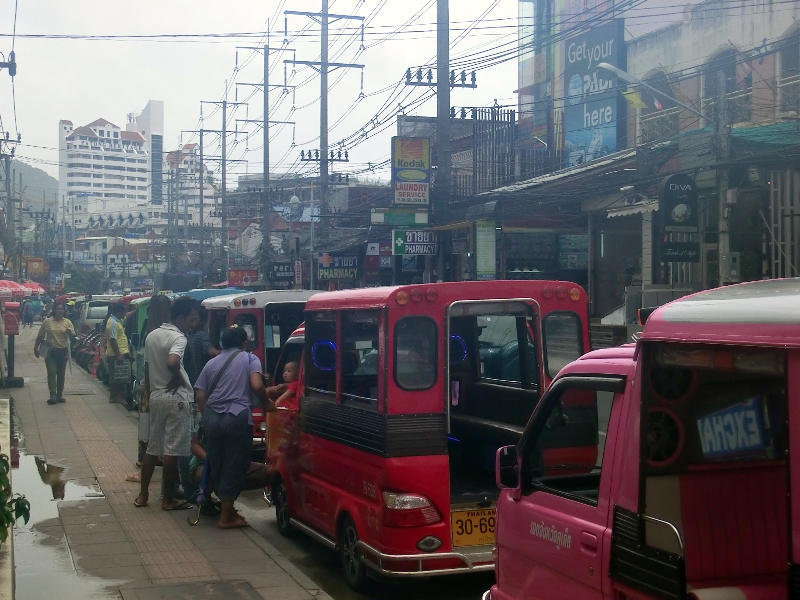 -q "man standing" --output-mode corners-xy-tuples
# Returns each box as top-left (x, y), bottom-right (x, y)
(185, 306), (219, 386)
(106, 303), (130, 404)
(134, 295), (199, 511)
